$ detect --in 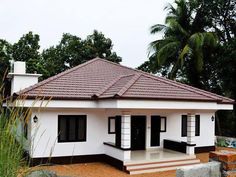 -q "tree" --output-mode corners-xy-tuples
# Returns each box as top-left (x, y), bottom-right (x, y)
(41, 30), (122, 78)
(139, 0), (219, 89)
(0, 40), (12, 81)
(139, 0), (236, 137)
(12, 32), (43, 74)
